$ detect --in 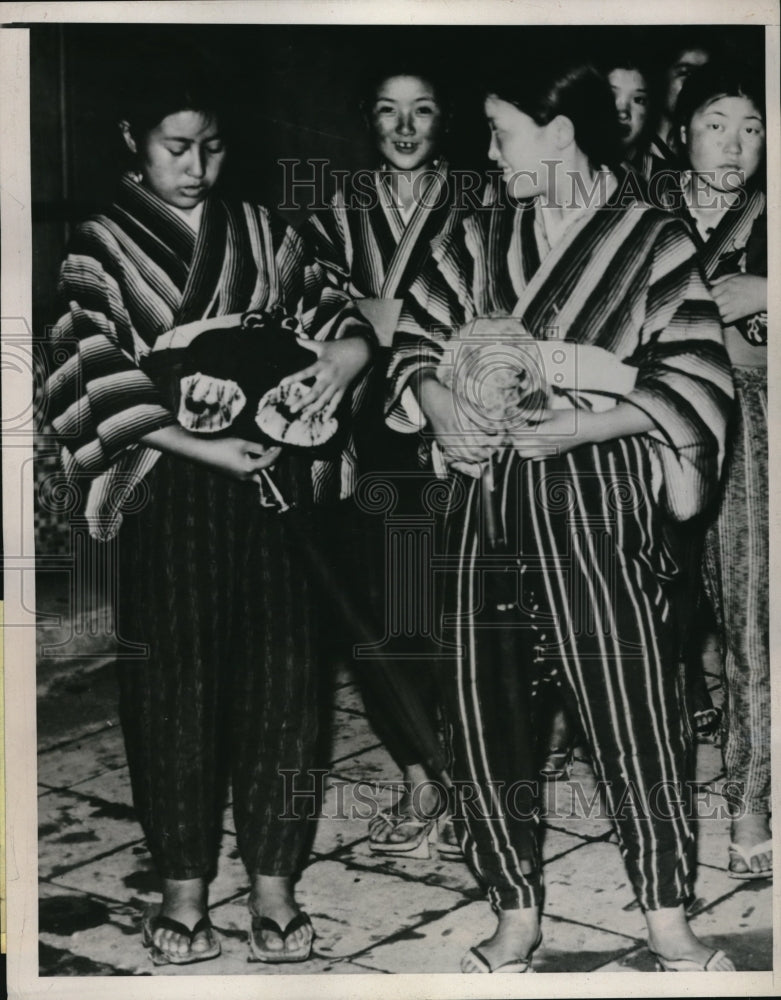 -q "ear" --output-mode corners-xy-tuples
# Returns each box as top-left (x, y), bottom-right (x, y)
(549, 114), (575, 150)
(679, 124), (688, 148)
(119, 120), (137, 156)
